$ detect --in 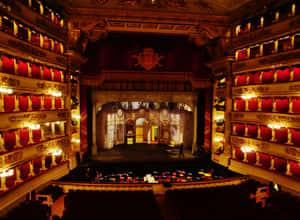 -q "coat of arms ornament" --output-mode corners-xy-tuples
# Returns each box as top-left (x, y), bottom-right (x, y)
(133, 48), (164, 71)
